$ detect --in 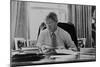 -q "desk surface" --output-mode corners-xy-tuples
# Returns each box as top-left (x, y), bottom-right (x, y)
(11, 48), (96, 66)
